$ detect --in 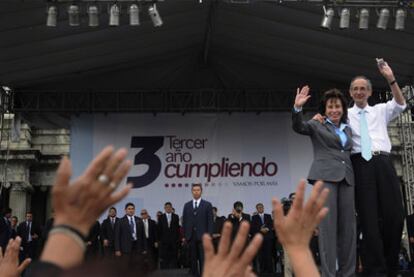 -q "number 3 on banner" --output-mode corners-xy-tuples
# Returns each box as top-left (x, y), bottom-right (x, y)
(127, 136), (164, 189)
